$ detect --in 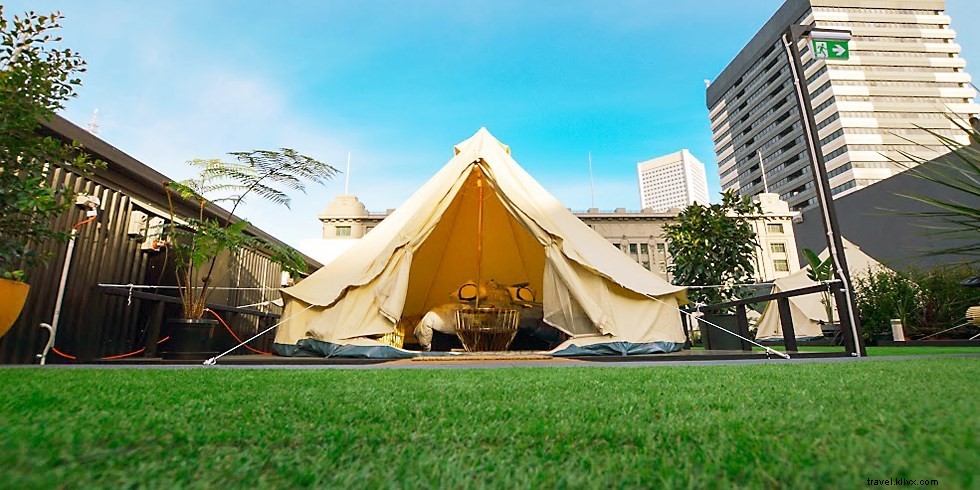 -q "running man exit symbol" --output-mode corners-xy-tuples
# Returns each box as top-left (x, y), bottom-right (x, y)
(812, 39), (849, 60)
